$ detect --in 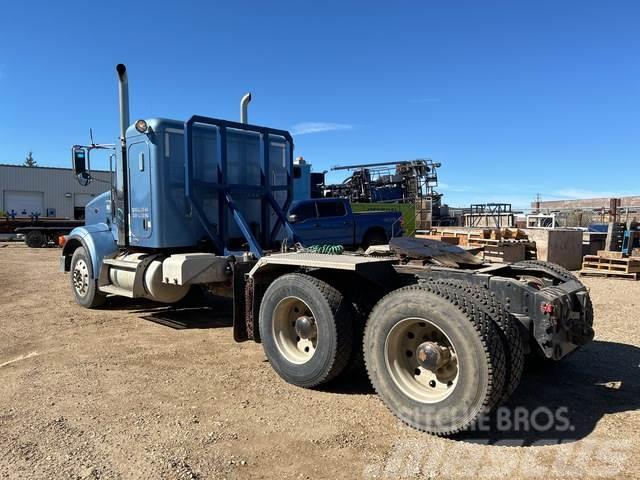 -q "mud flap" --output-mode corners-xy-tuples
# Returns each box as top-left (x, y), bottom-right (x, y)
(232, 261), (255, 342)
